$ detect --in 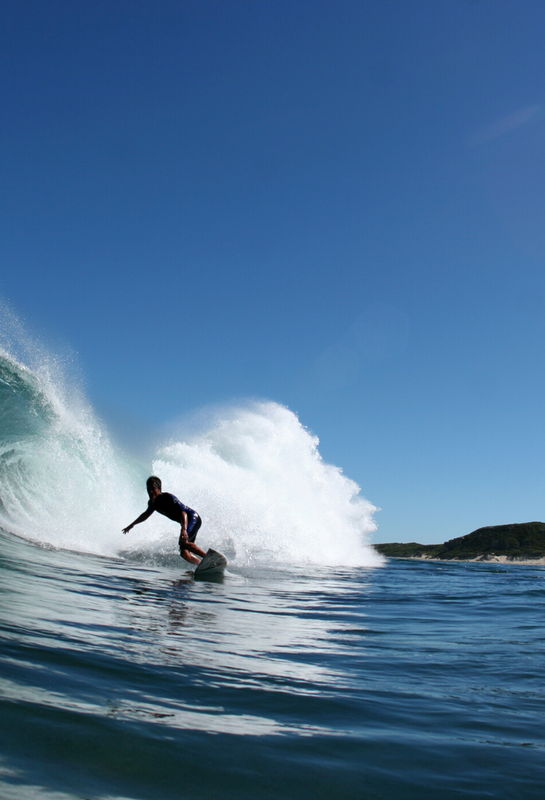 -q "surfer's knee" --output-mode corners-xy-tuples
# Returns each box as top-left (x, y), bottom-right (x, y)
(180, 549), (199, 565)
